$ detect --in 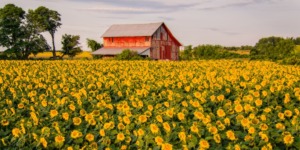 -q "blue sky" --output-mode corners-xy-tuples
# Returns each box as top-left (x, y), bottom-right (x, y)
(1, 0), (300, 51)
